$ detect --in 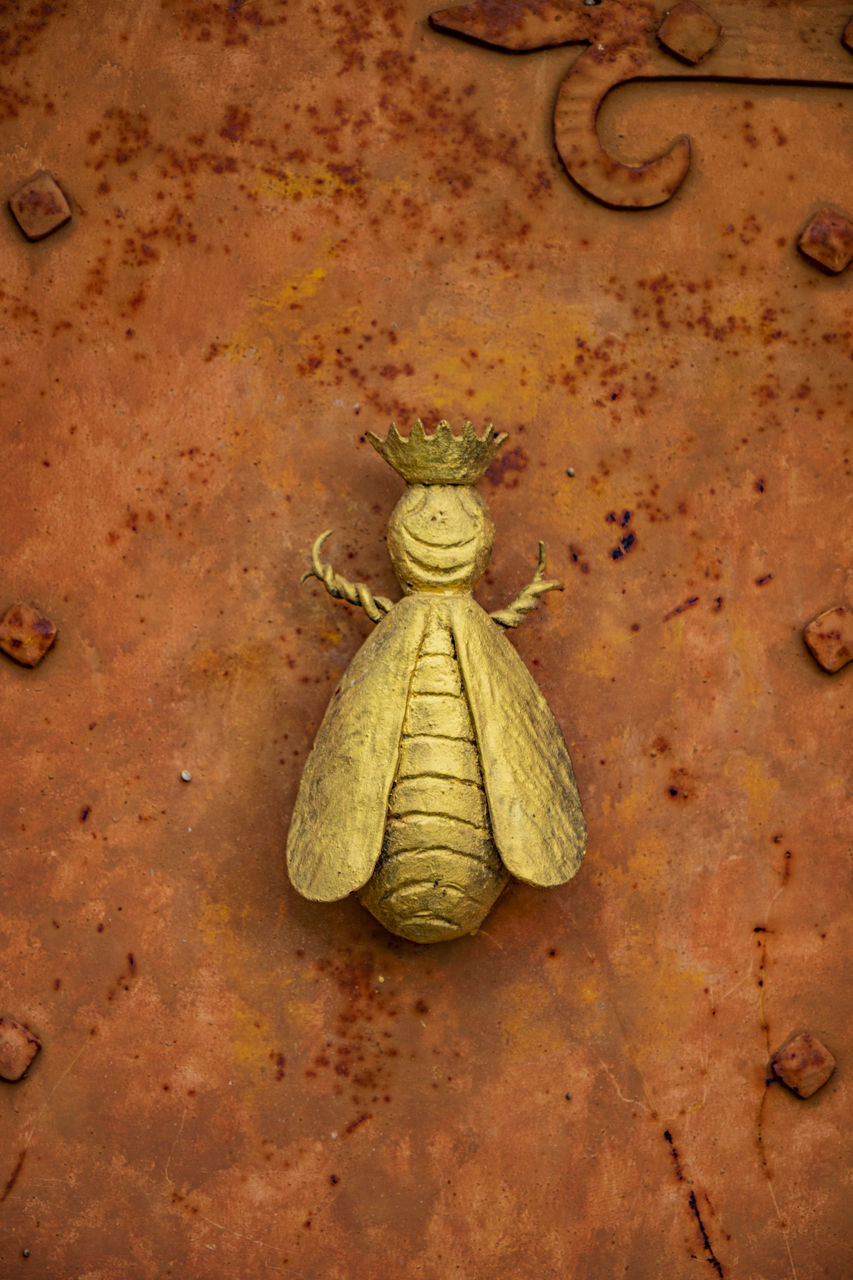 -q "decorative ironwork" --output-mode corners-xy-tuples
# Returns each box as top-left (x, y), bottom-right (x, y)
(430, 0), (853, 208)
